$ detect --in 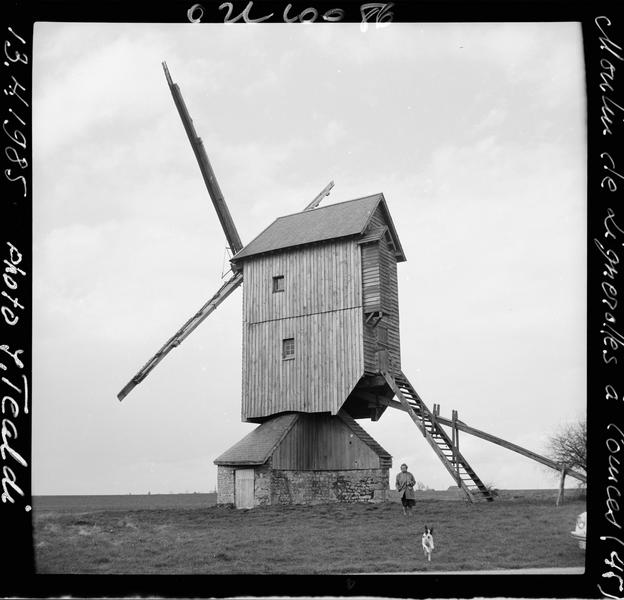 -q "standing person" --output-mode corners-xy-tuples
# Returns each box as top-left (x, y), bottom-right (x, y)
(396, 463), (416, 515)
